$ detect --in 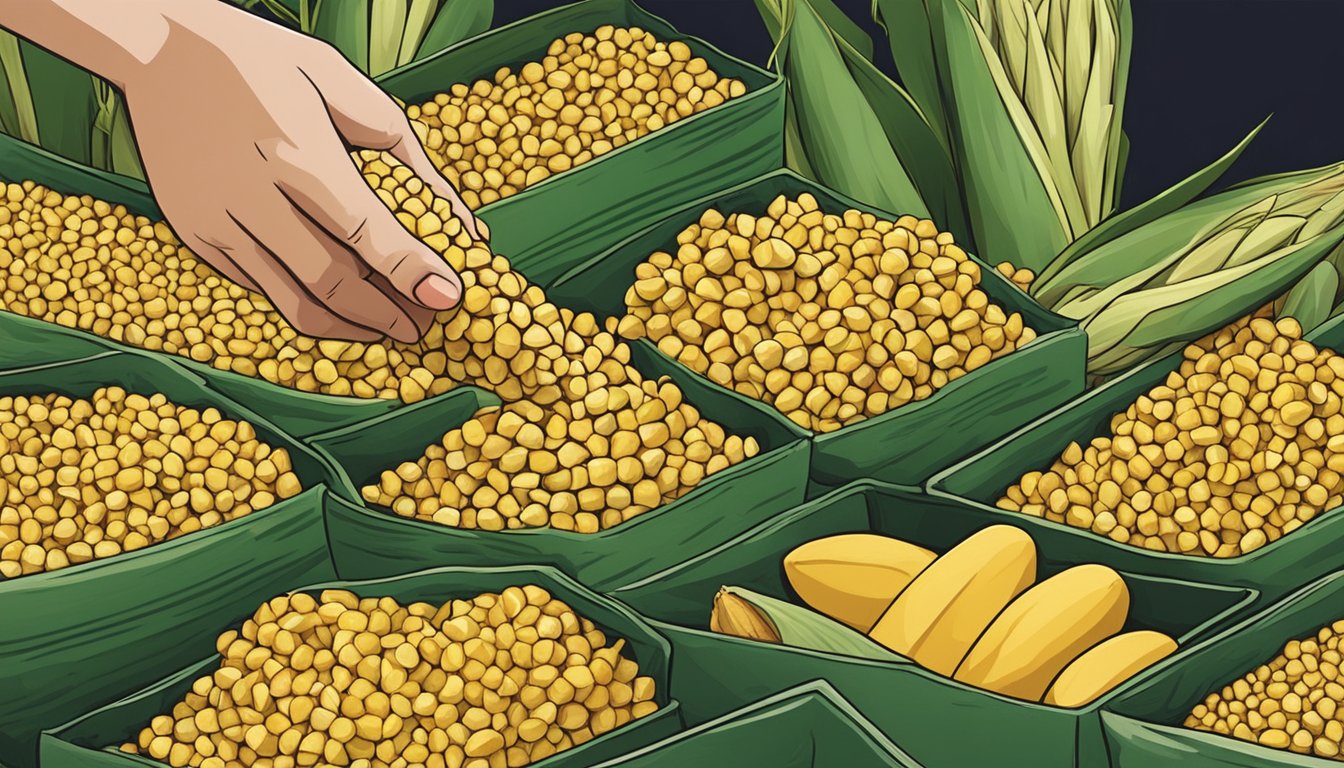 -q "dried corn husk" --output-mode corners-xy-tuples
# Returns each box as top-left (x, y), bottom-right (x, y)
(711, 586), (908, 662)
(755, 0), (968, 239)
(1039, 162), (1344, 375)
